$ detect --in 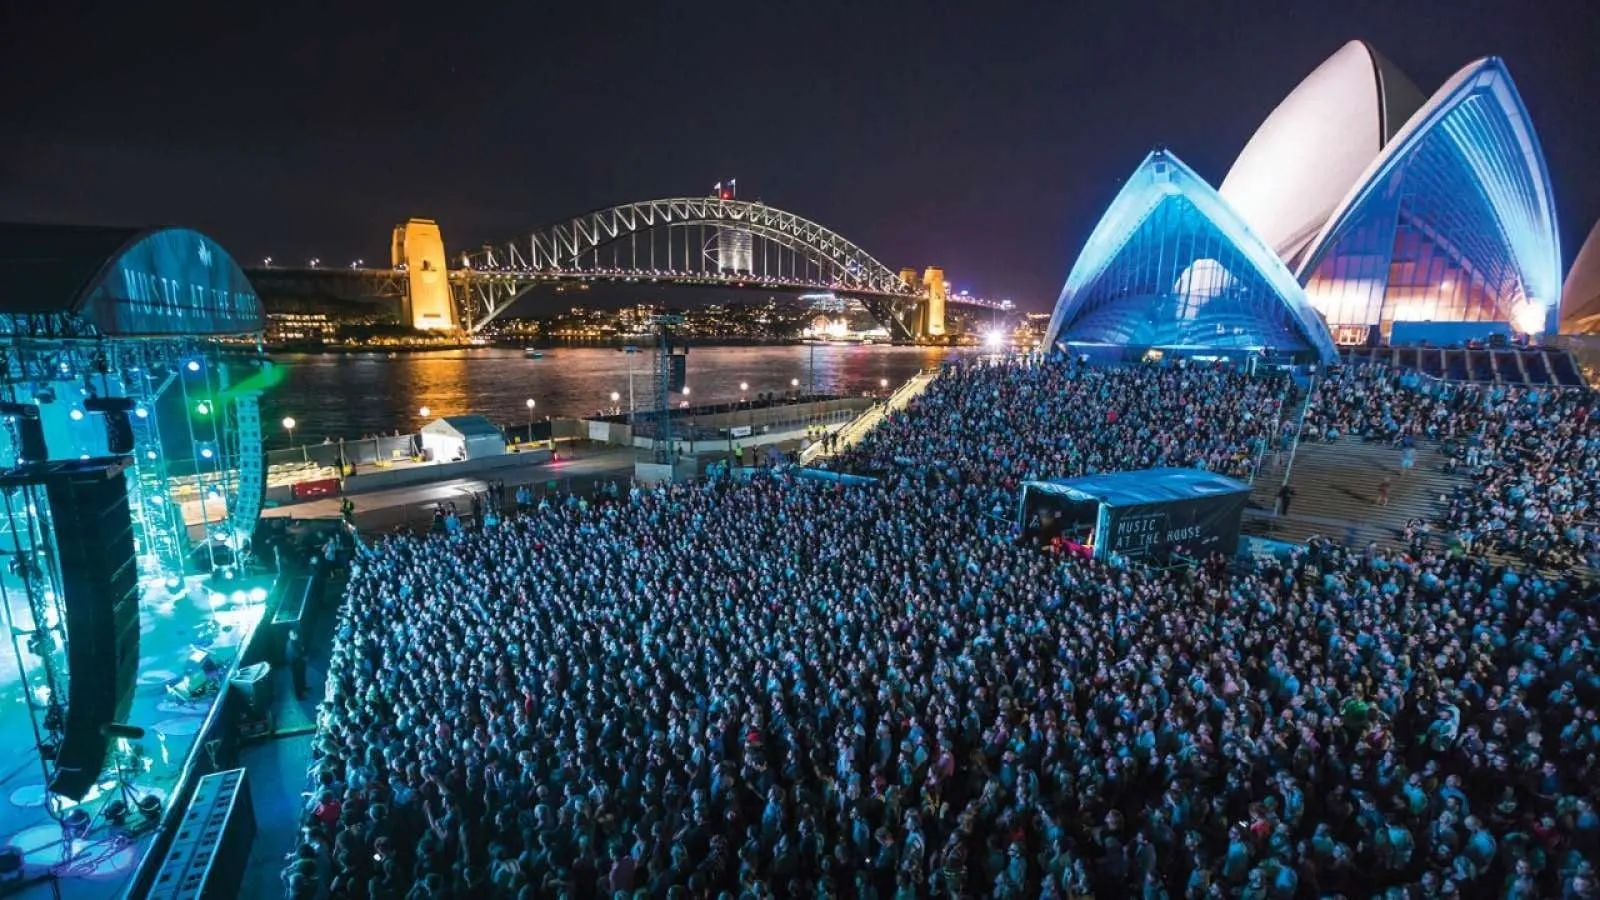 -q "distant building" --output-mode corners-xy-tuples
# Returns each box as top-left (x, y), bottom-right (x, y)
(265, 311), (334, 344)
